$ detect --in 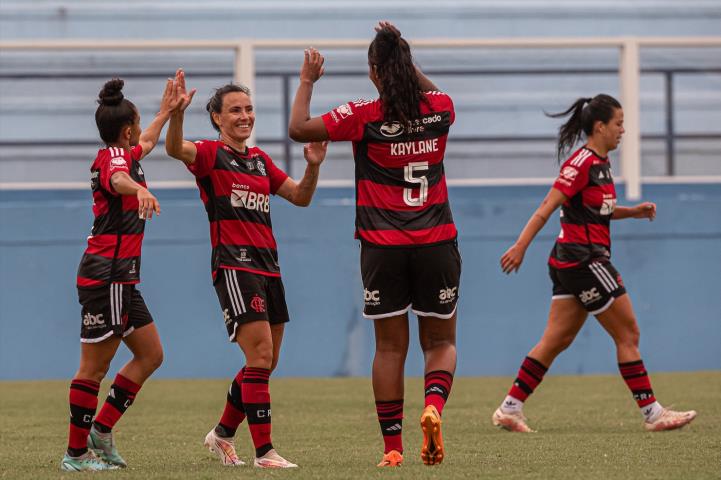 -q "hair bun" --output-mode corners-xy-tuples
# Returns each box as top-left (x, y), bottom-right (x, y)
(98, 78), (125, 106)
